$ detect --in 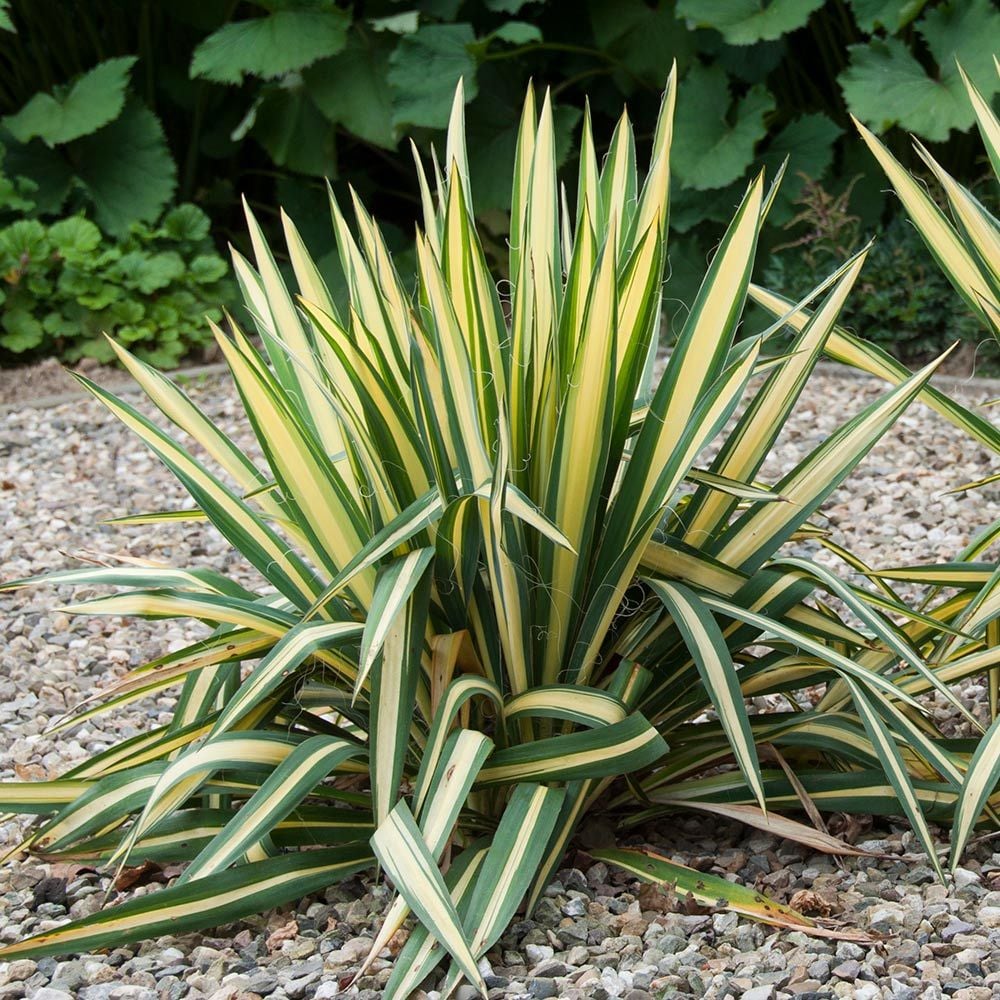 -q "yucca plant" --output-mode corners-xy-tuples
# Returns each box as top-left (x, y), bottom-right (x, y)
(3, 73), (1000, 991)
(749, 55), (1000, 880)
